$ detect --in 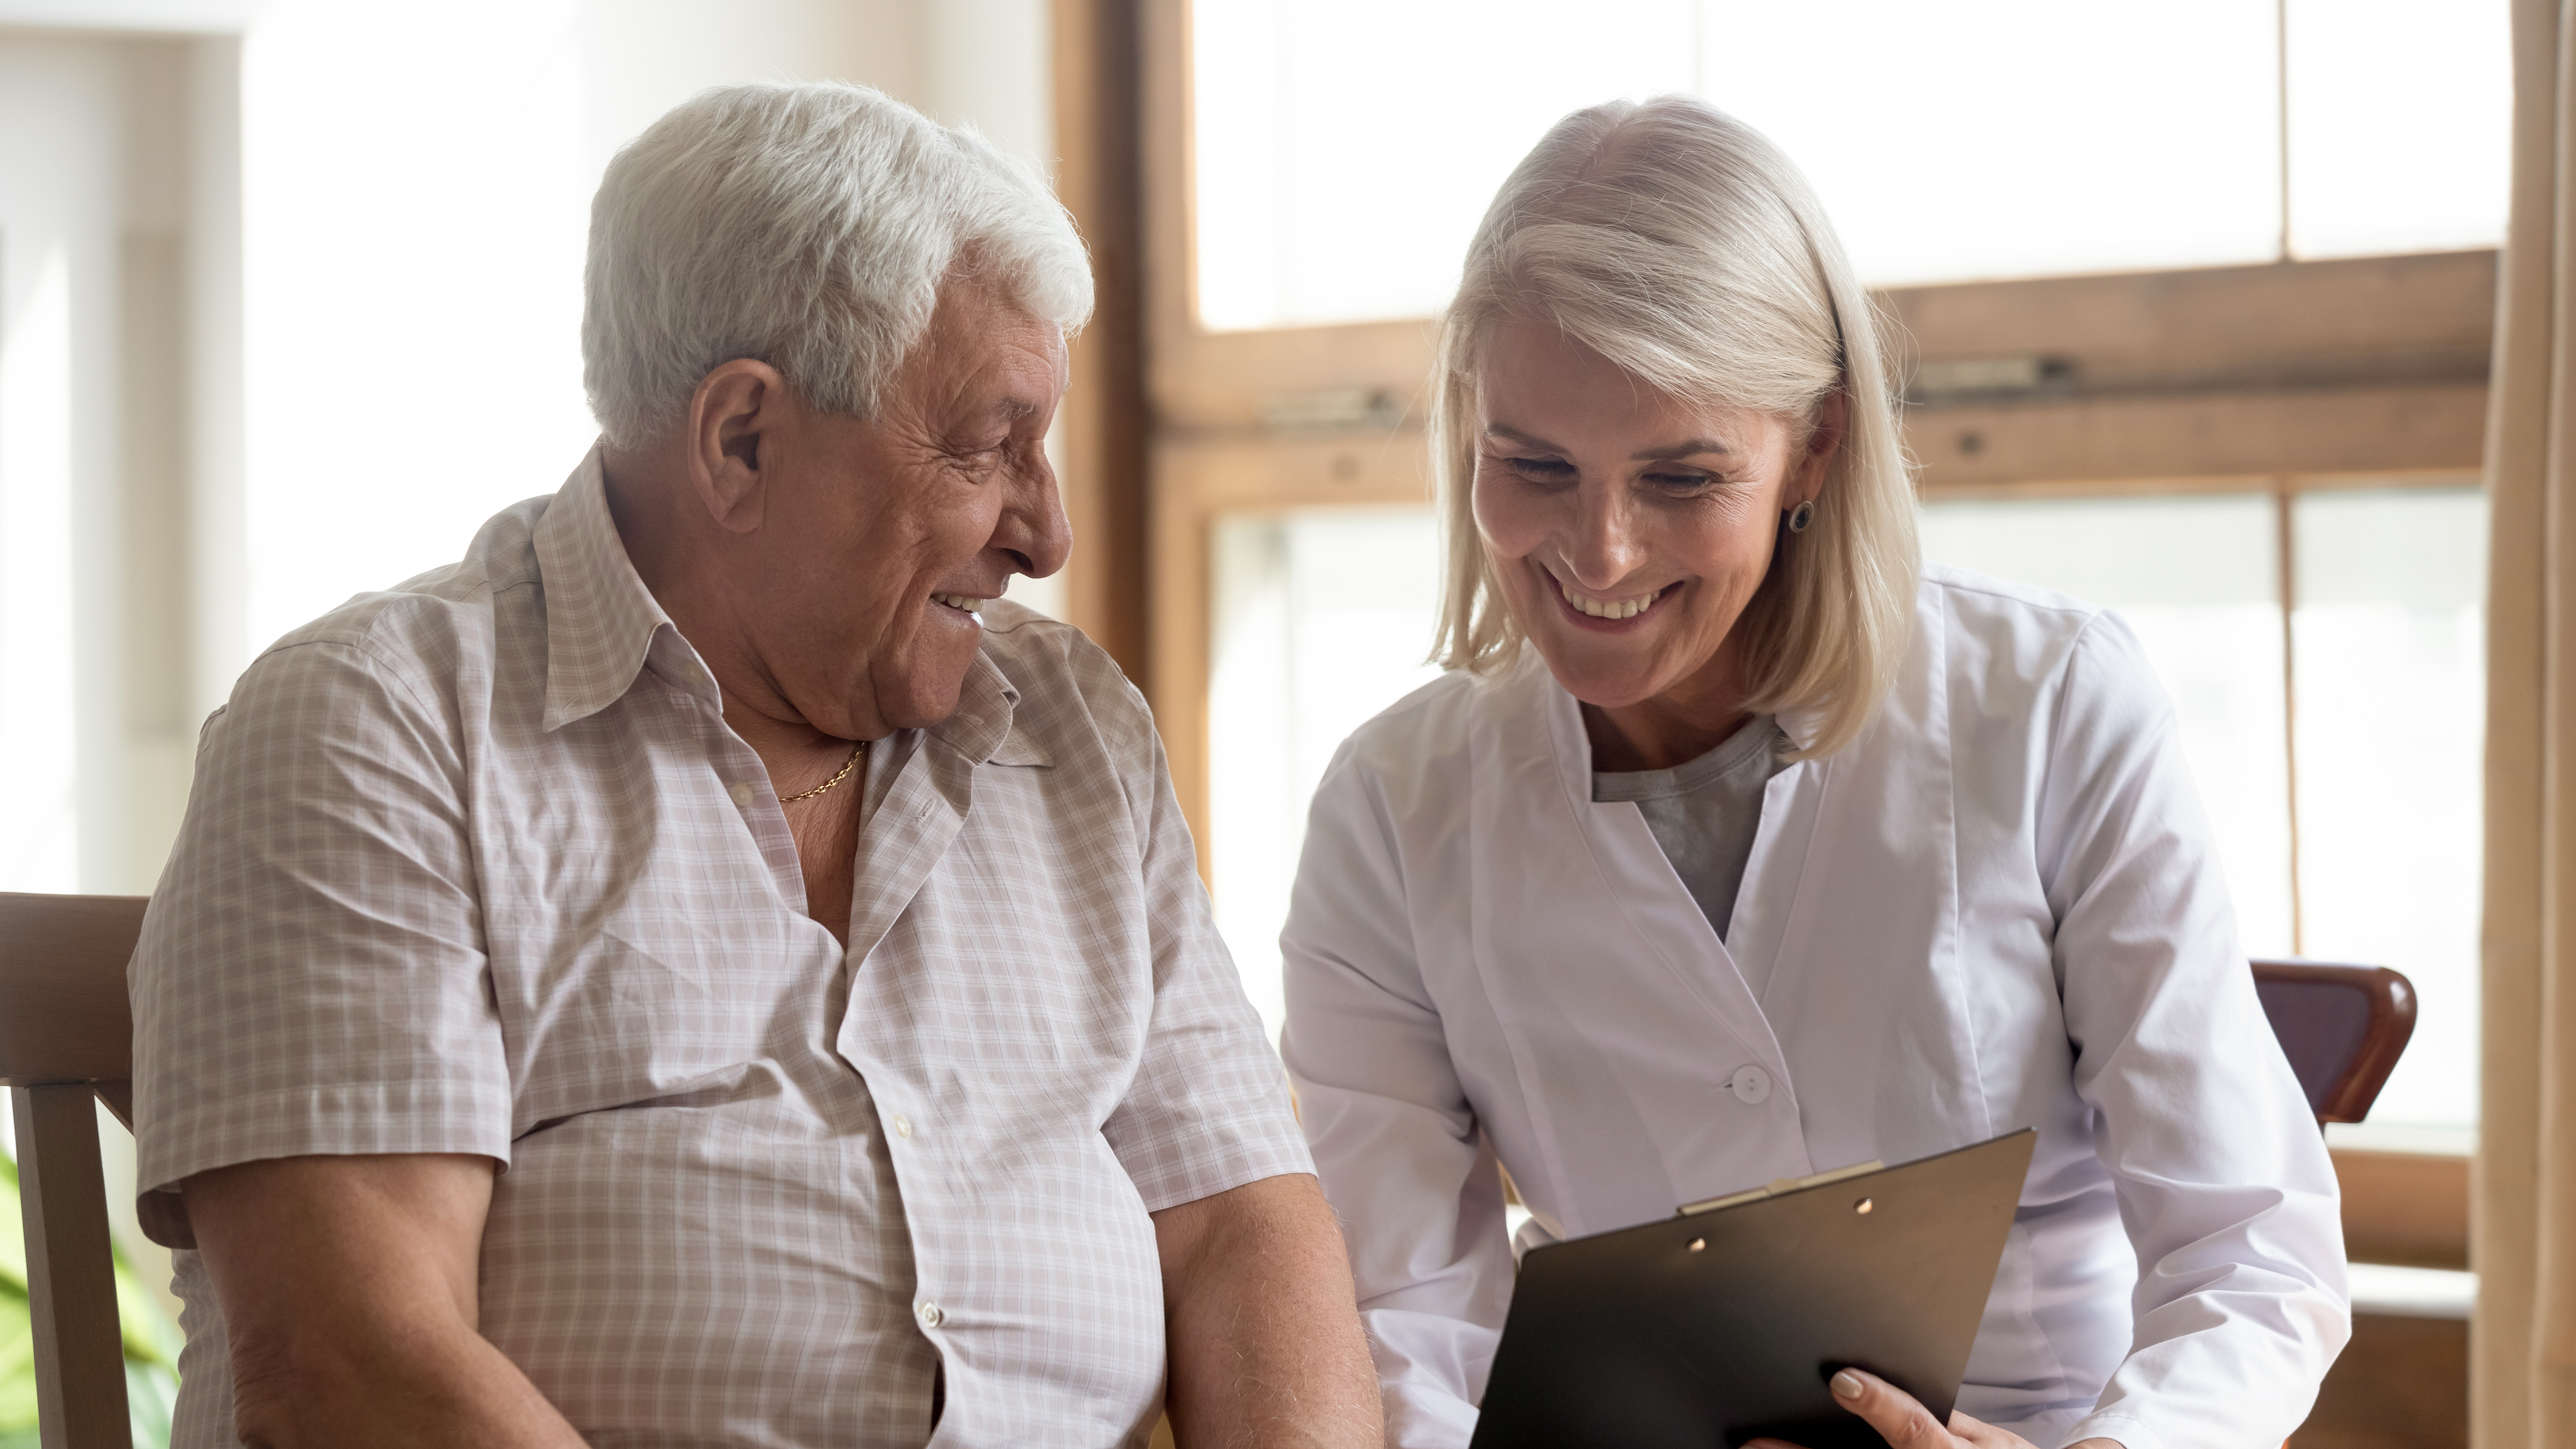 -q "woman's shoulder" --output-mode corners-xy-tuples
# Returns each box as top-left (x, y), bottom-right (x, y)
(1917, 561), (2152, 669)
(1911, 561), (2169, 742)
(1333, 667), (1489, 777)
(1918, 560), (2102, 632)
